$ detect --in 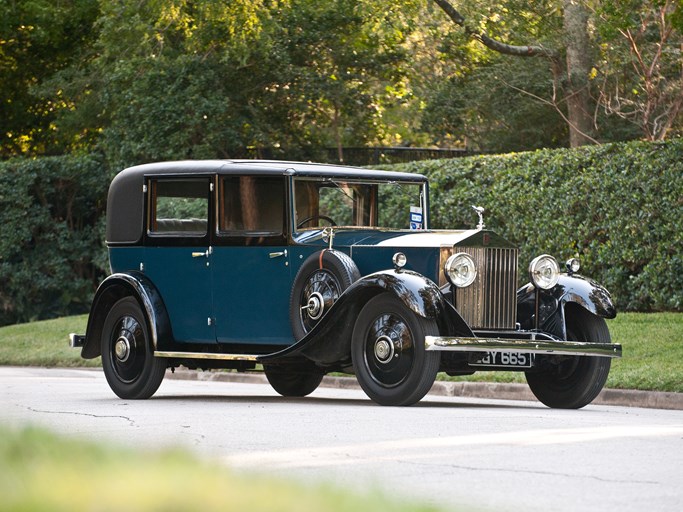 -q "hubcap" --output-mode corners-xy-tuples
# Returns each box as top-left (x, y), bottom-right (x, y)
(304, 291), (325, 321)
(373, 335), (395, 363)
(114, 336), (131, 362)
